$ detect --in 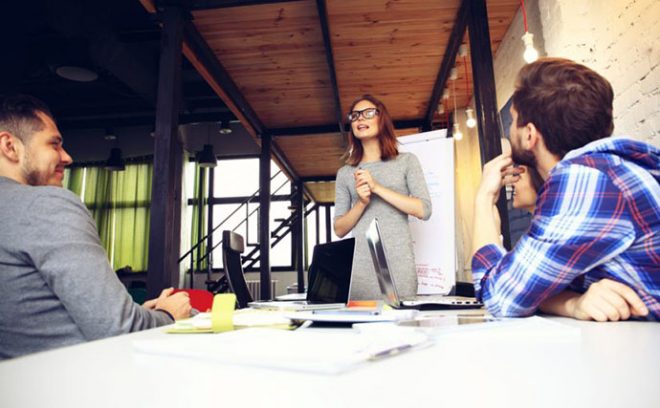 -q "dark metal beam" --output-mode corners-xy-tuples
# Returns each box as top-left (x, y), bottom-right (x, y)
(315, 205), (320, 246)
(194, 165), (205, 288)
(446, 111), (455, 138)
(204, 194), (291, 205)
(467, 0), (510, 249)
(270, 119), (425, 137)
(206, 166), (215, 281)
(271, 124), (340, 136)
(423, 0), (469, 132)
(58, 110), (236, 130)
(324, 204), (331, 243)
(300, 175), (336, 182)
(147, 5), (186, 298)
(191, 0), (304, 10)
(258, 133), (272, 300)
(315, 0), (344, 137)
(293, 180), (305, 294)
